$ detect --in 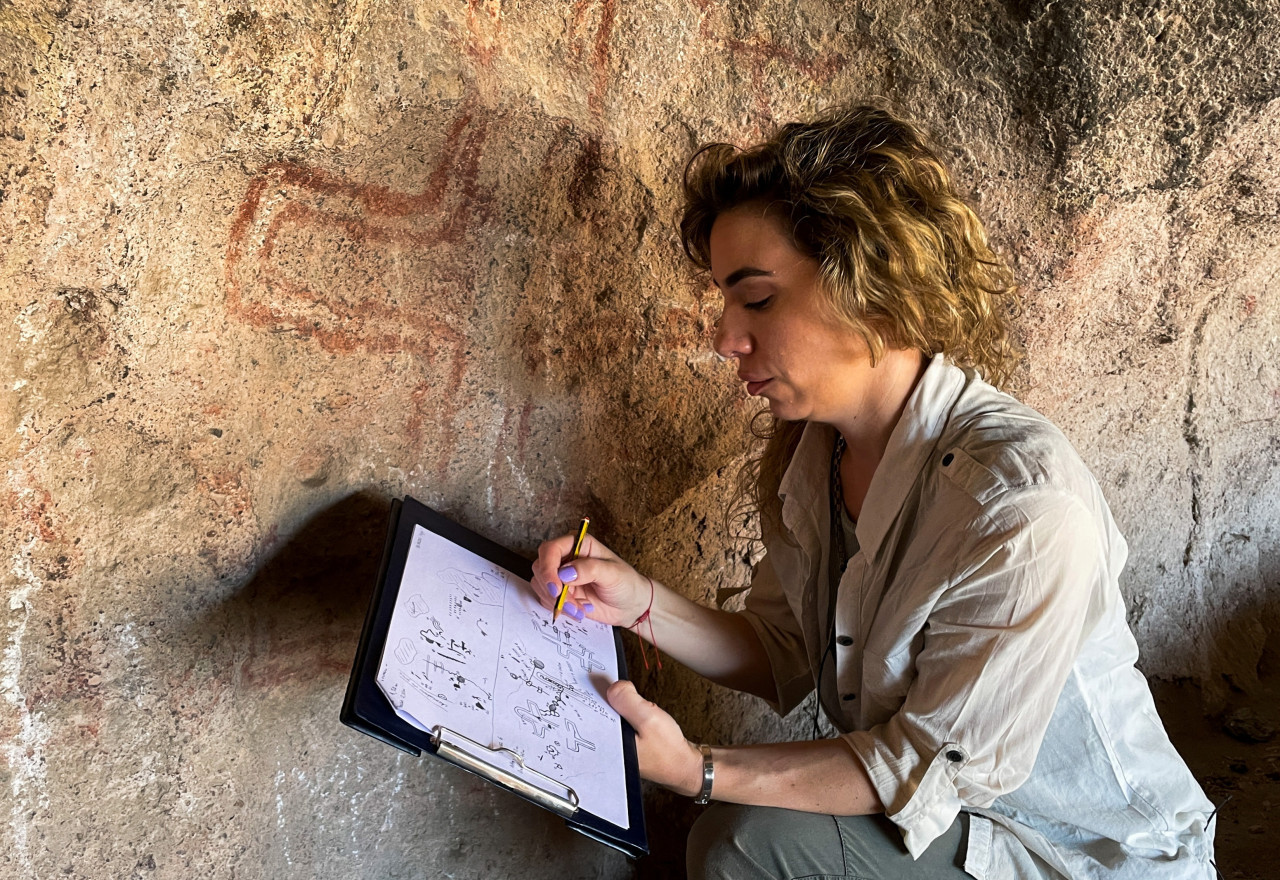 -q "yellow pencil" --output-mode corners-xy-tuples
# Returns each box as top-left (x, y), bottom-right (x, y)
(552, 517), (590, 623)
